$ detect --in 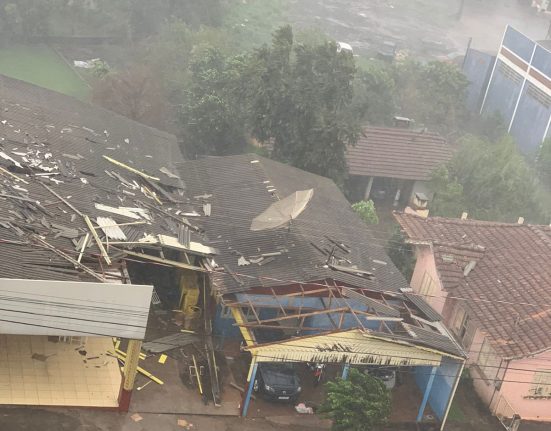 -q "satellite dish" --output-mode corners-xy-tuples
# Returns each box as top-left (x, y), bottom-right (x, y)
(250, 189), (314, 231)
